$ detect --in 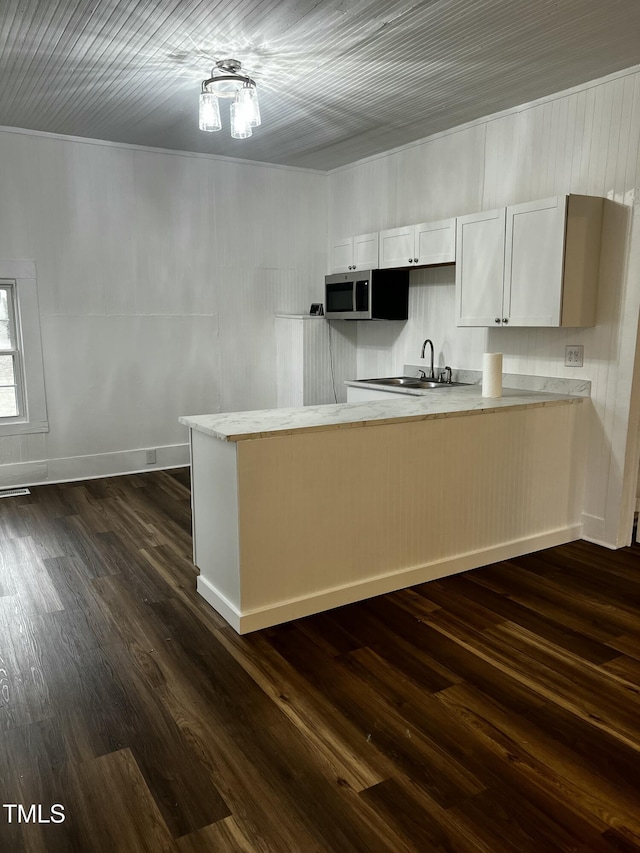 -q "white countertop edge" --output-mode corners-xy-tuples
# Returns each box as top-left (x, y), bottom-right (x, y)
(275, 313), (326, 319)
(179, 388), (583, 443)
